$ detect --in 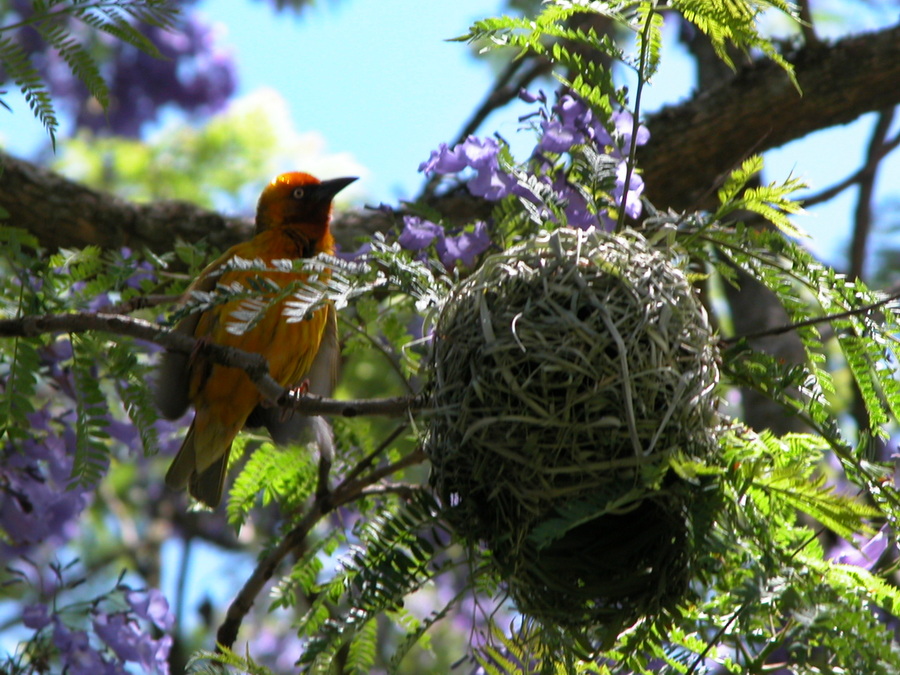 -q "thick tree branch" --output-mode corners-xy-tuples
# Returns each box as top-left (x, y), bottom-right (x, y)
(0, 150), (395, 255)
(2, 24), (900, 251)
(0, 151), (247, 252)
(640, 22), (900, 211)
